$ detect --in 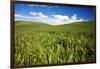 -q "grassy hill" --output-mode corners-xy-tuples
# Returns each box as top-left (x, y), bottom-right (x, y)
(15, 21), (94, 32)
(15, 21), (95, 66)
